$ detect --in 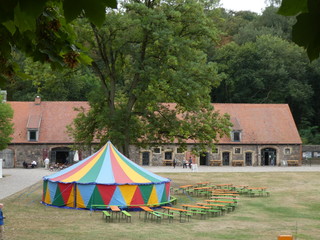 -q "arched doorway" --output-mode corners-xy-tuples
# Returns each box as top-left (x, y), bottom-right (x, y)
(51, 147), (71, 164)
(261, 148), (277, 166)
